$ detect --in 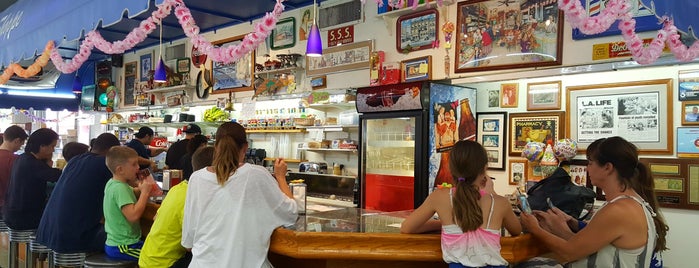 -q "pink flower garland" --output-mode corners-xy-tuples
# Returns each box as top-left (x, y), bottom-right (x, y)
(50, 0), (285, 73)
